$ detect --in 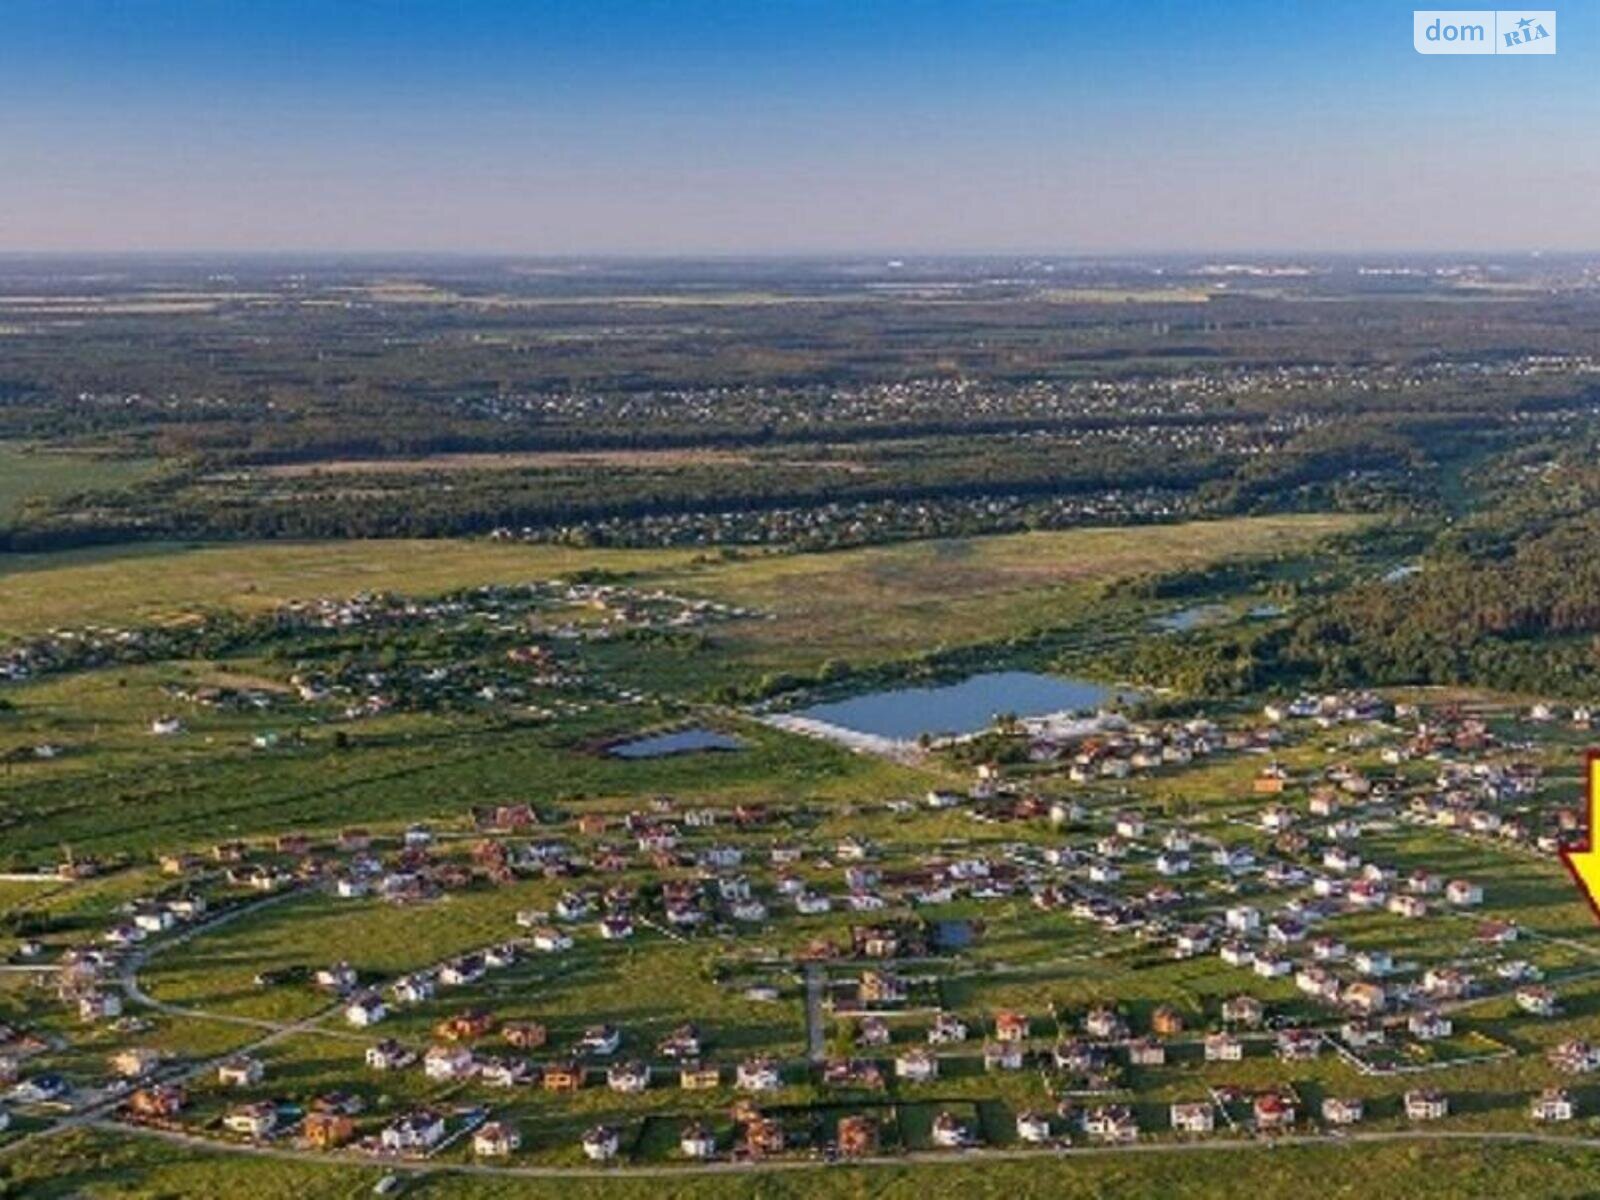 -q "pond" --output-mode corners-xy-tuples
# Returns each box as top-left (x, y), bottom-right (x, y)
(607, 728), (746, 759)
(1151, 604), (1231, 632)
(793, 670), (1134, 741)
